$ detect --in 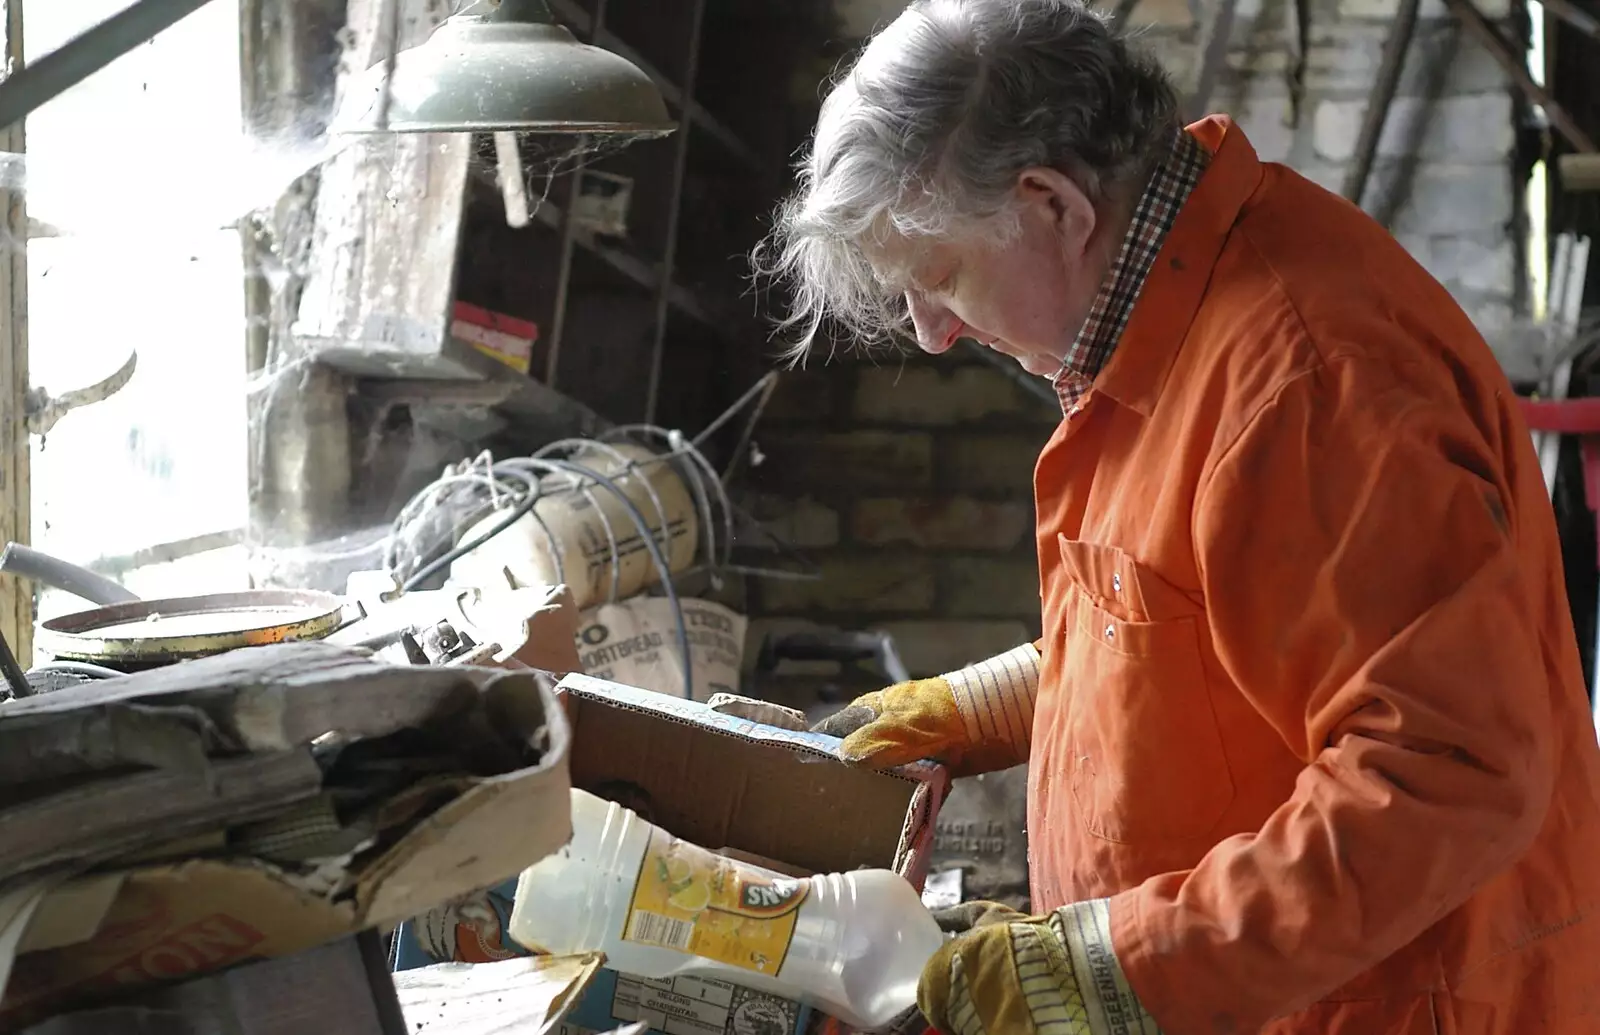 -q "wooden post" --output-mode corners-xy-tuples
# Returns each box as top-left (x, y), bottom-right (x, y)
(0, 0), (32, 668)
